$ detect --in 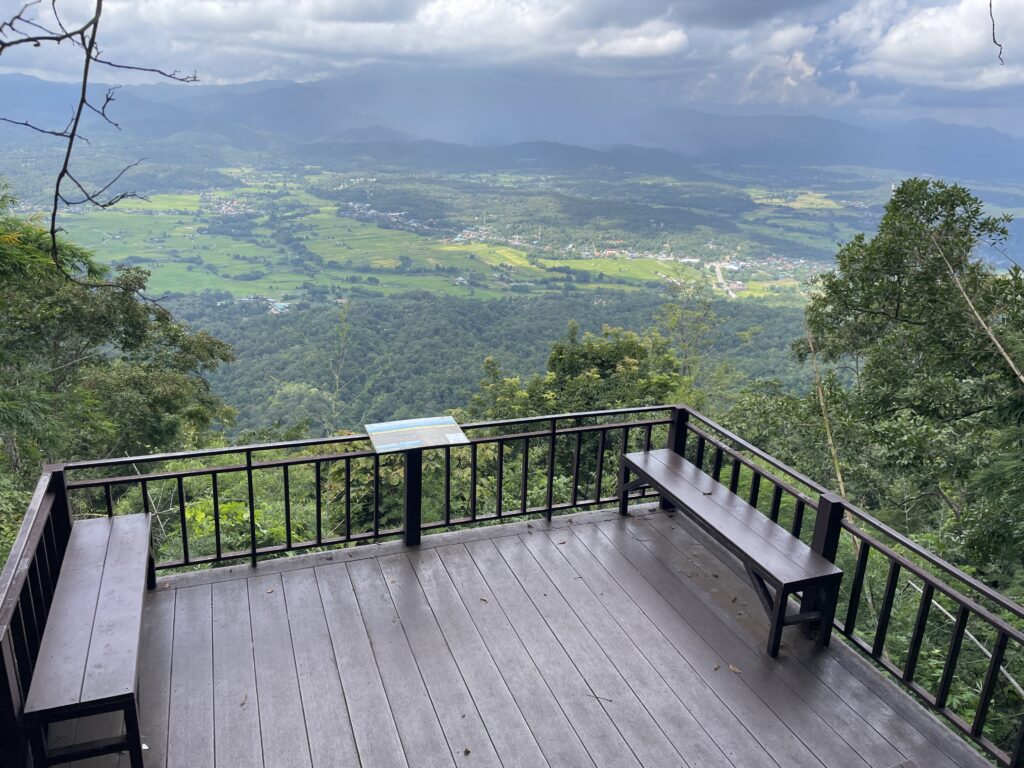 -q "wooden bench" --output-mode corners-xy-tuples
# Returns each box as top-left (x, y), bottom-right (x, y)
(618, 435), (843, 658)
(23, 514), (154, 767)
